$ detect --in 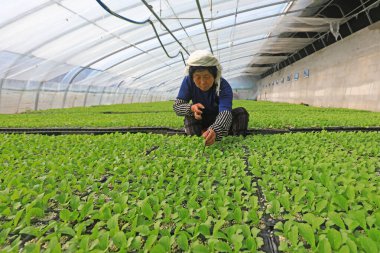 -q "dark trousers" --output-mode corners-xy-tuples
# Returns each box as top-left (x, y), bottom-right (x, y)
(184, 107), (249, 136)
